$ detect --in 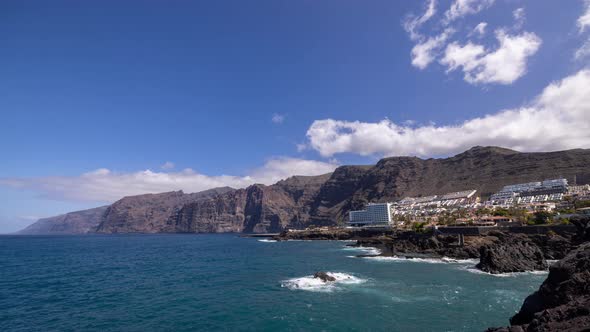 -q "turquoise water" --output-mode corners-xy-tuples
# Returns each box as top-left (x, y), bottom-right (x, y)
(0, 234), (545, 331)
